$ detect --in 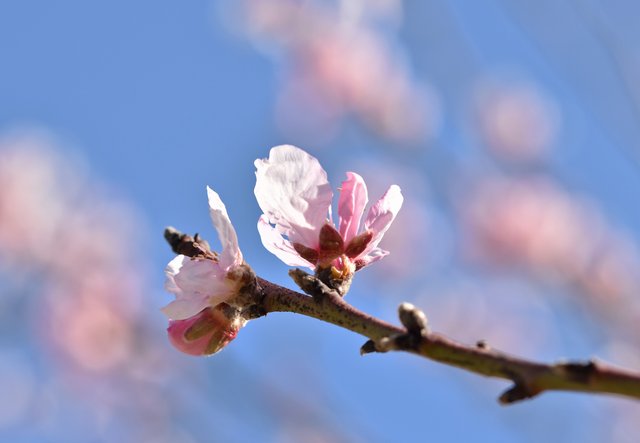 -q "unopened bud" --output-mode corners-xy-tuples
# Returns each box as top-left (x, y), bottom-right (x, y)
(168, 304), (246, 356)
(398, 302), (429, 335)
